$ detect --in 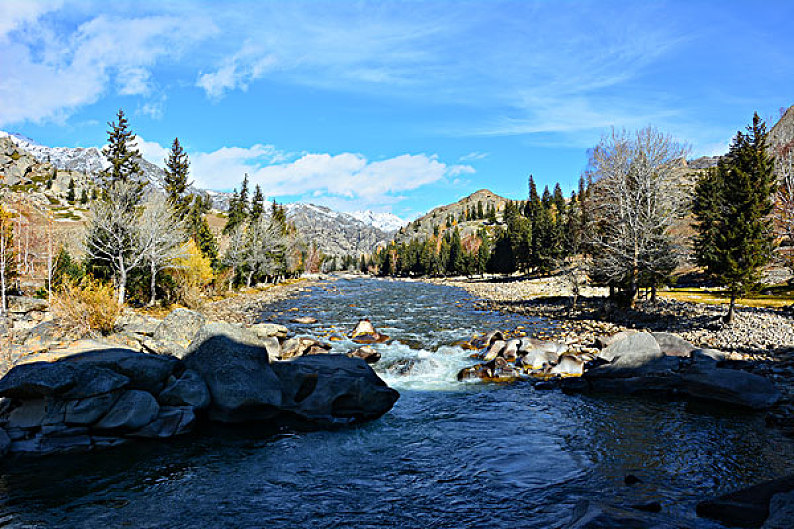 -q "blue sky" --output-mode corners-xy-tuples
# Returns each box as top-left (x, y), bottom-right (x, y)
(1, 1), (793, 220)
